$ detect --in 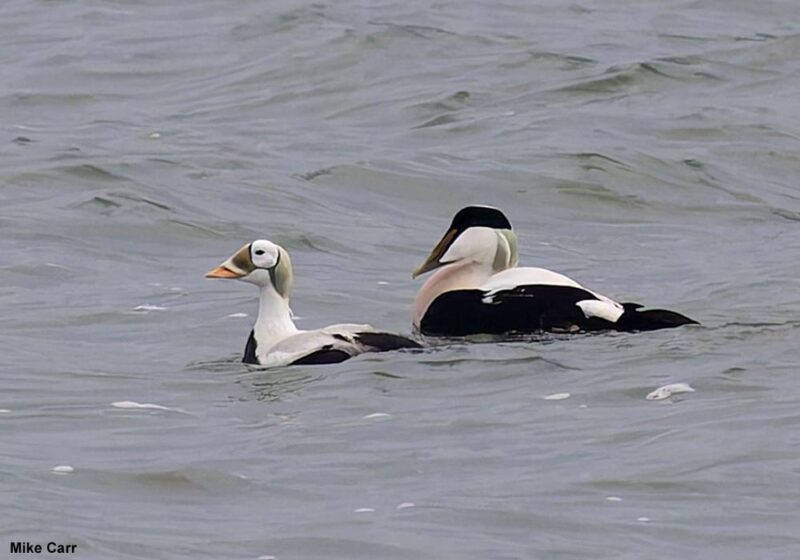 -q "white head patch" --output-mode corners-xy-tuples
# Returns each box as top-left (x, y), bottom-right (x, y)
(250, 240), (280, 269)
(441, 226), (498, 266)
